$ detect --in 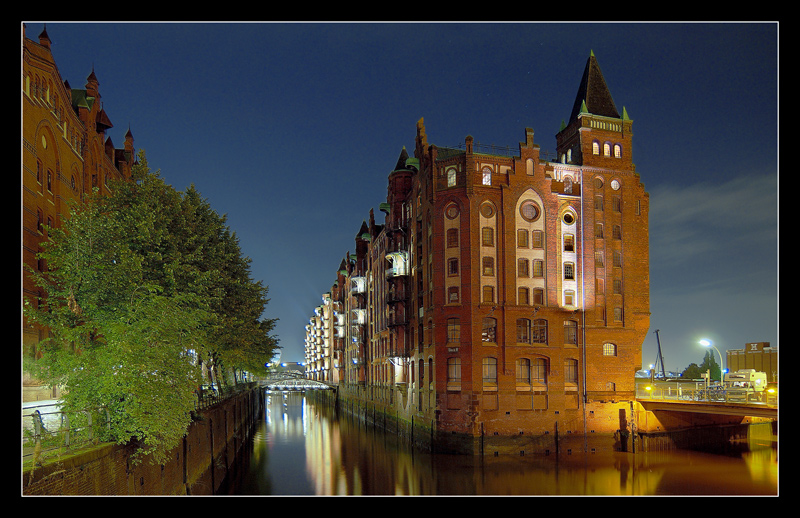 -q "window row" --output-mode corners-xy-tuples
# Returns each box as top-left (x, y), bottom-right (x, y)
(446, 357), (580, 388)
(592, 139), (623, 158)
(445, 317), (578, 346)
